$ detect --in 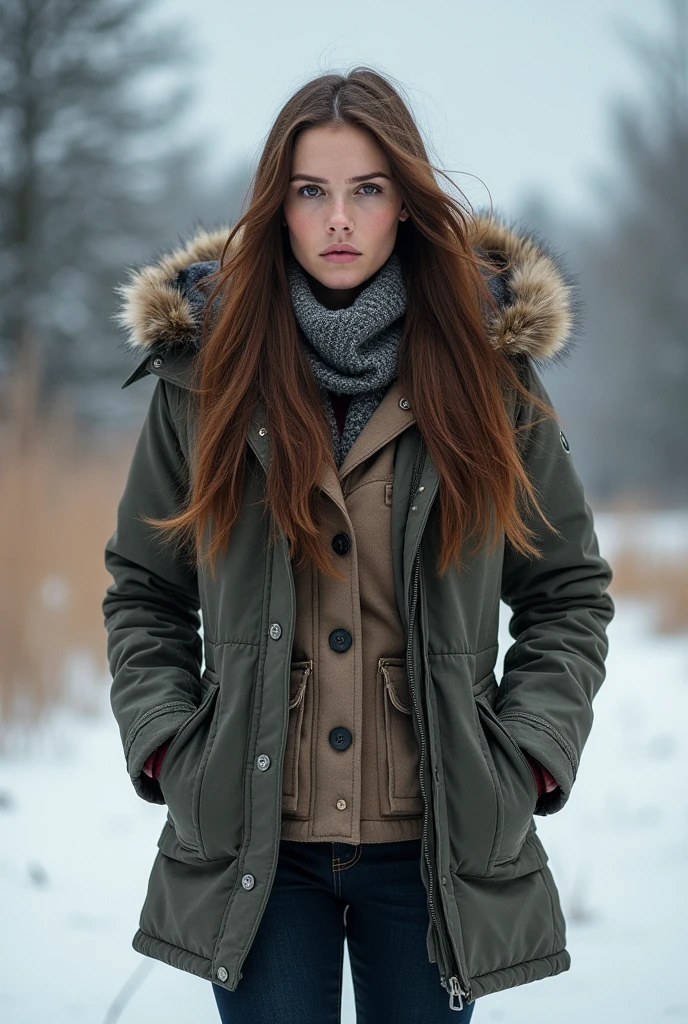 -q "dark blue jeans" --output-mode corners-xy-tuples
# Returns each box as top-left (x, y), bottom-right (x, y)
(212, 836), (476, 1023)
